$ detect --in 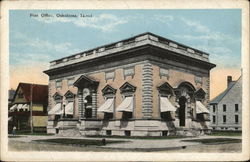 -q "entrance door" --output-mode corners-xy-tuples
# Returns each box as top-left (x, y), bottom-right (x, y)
(179, 96), (187, 126)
